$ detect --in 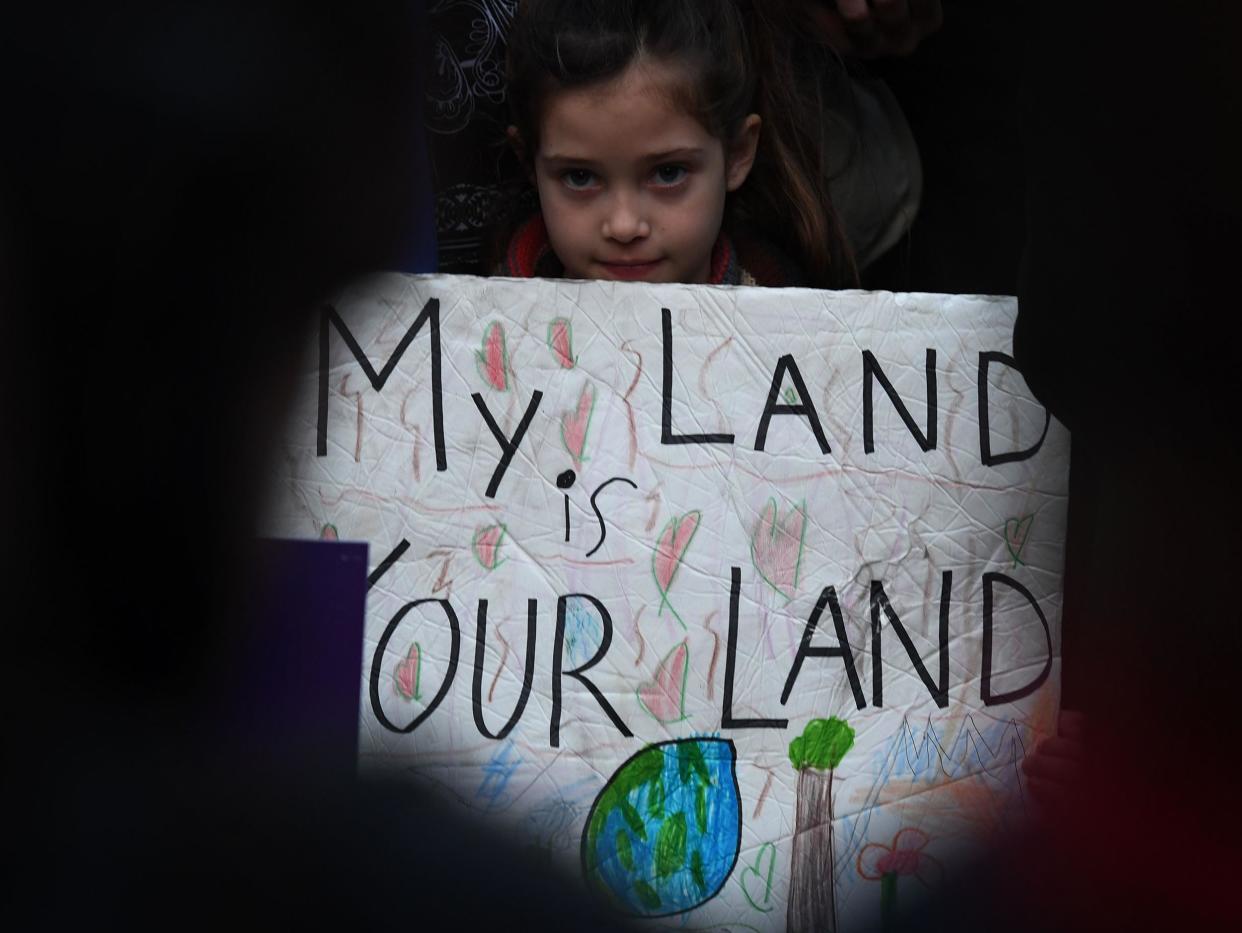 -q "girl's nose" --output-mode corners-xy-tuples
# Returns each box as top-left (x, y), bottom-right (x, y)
(601, 193), (650, 243)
